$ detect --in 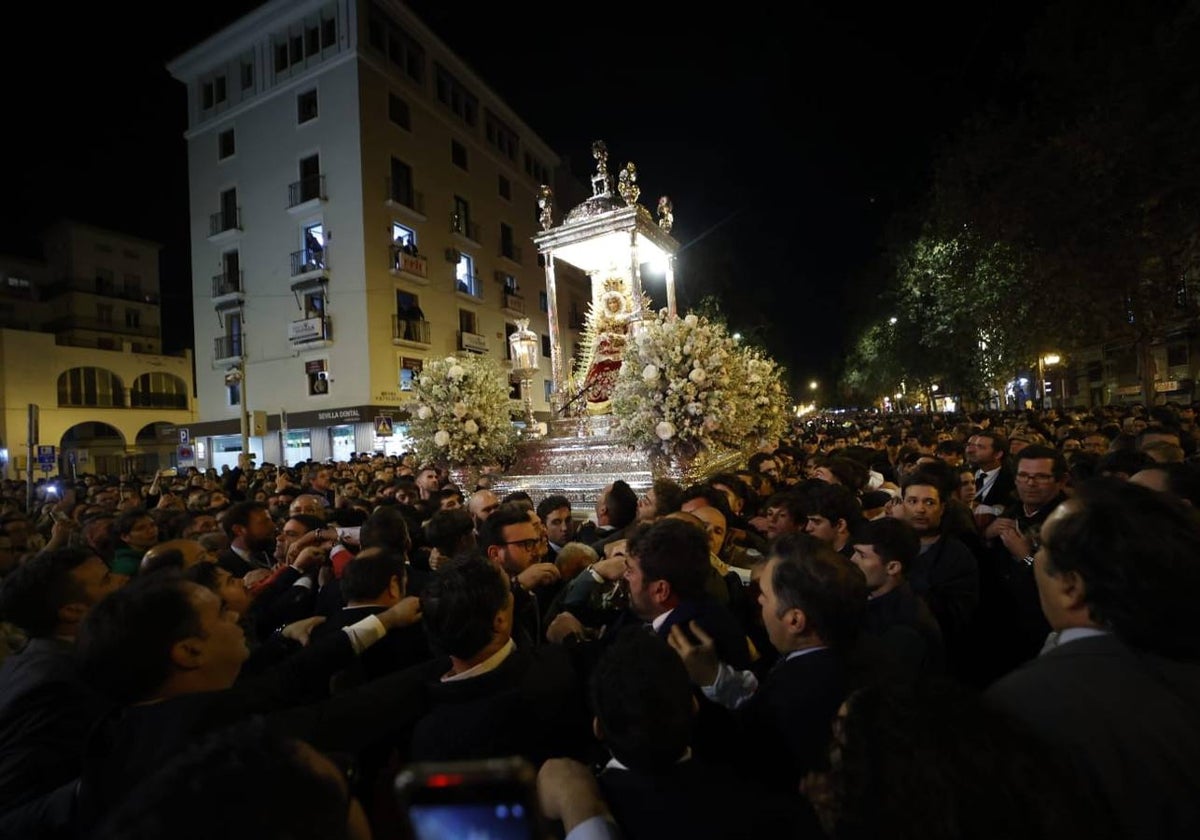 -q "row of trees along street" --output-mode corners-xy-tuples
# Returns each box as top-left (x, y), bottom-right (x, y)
(840, 0), (1200, 410)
